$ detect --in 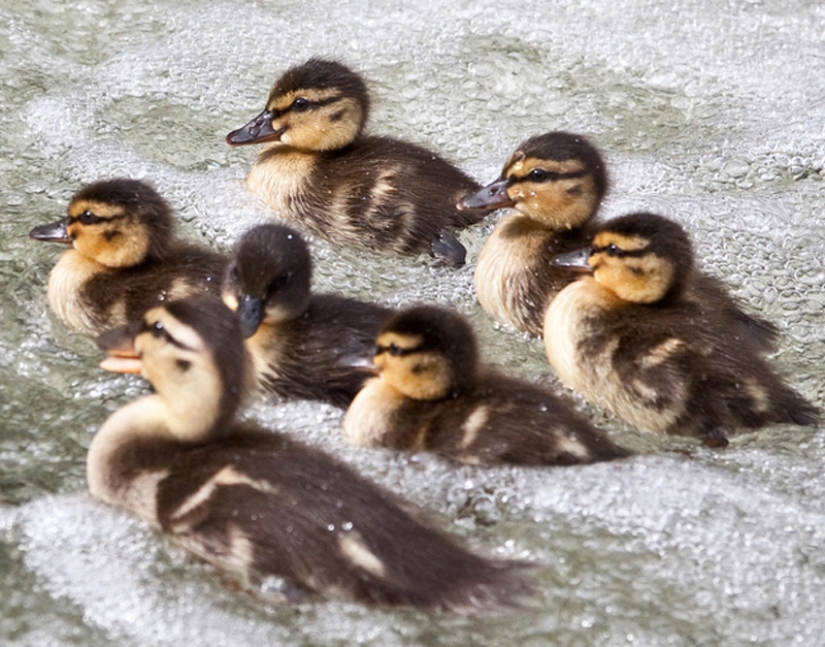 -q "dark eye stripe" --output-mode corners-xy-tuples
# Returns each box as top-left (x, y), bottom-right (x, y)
(510, 169), (588, 185)
(141, 320), (194, 351)
(595, 244), (647, 259)
(375, 343), (418, 357)
(68, 211), (126, 226)
(269, 94), (344, 118)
